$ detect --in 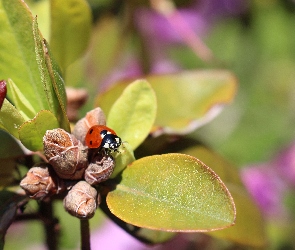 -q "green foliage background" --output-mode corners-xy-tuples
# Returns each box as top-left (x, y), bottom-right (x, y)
(1, 0), (295, 249)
